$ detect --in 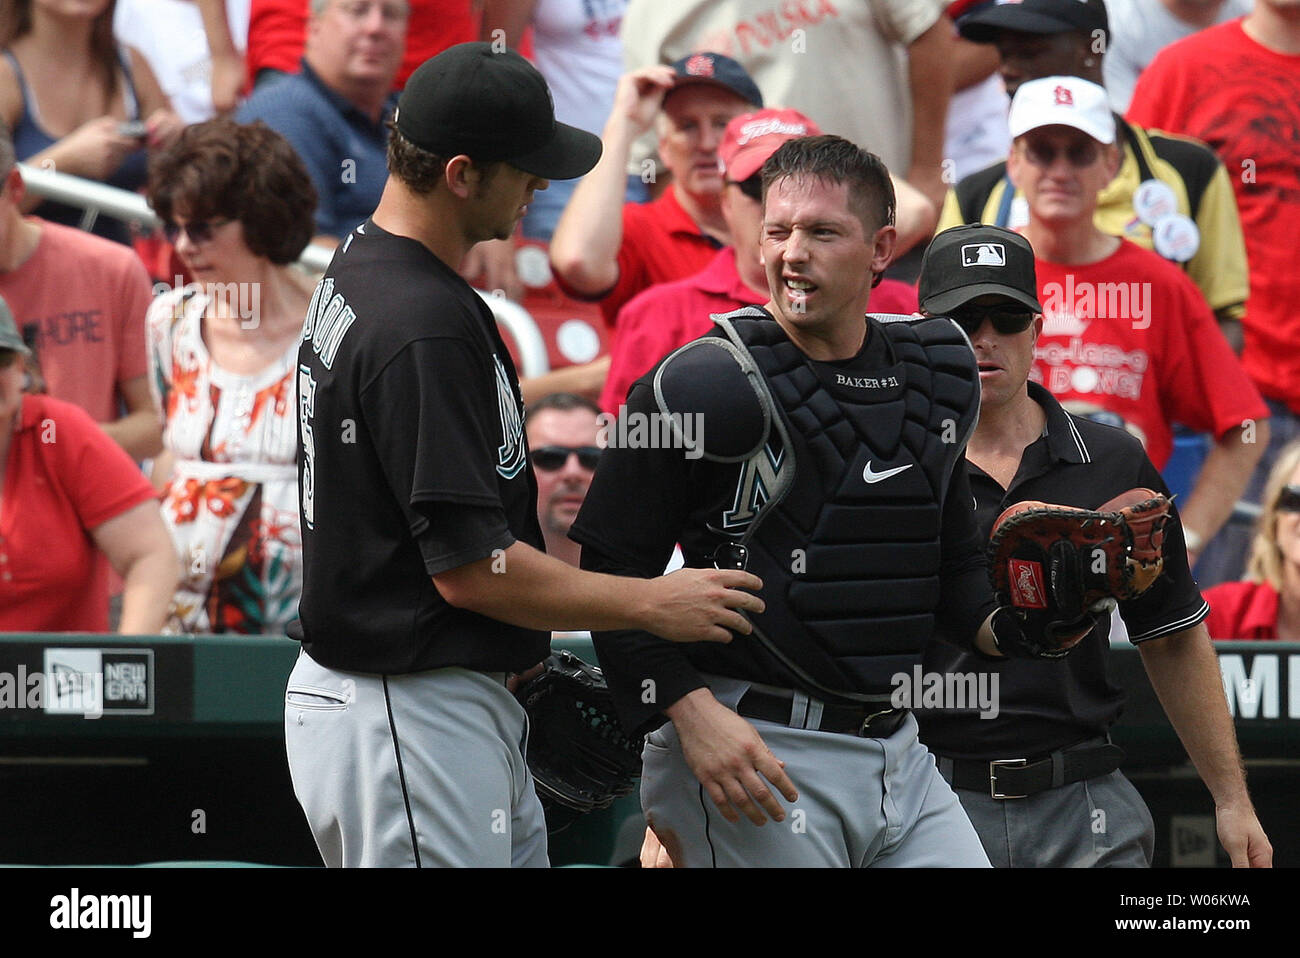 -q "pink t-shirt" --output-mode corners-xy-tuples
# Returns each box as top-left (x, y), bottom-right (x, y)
(0, 219), (153, 424)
